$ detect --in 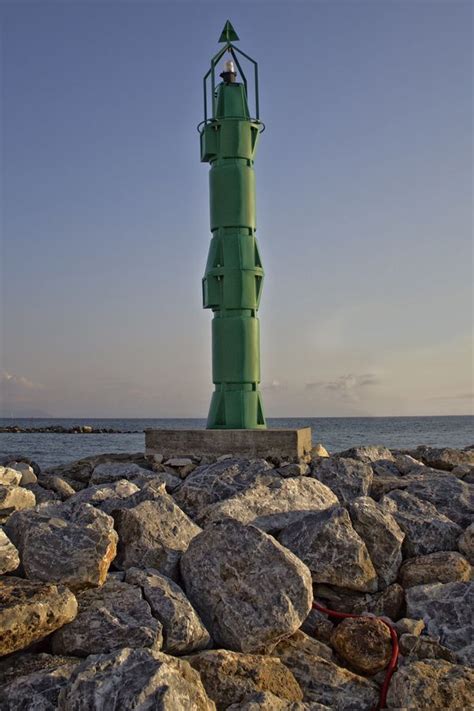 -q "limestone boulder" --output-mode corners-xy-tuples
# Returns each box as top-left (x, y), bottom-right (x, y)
(100, 478), (180, 514)
(0, 655), (79, 710)
(336, 445), (395, 462)
(199, 478), (338, 532)
(113, 491), (201, 578)
(300, 608), (334, 644)
(51, 578), (162, 656)
(273, 648), (378, 710)
(0, 577), (77, 656)
(66, 479), (139, 508)
(405, 581), (474, 665)
(226, 692), (310, 710)
(349, 496), (404, 588)
(394, 617), (425, 636)
(187, 650), (303, 710)
(173, 457), (276, 519)
(5, 502), (117, 590)
(276, 462), (310, 478)
(386, 660), (474, 710)
(91, 461), (180, 491)
(393, 454), (425, 475)
(38, 475), (76, 500)
(381, 490), (462, 557)
(329, 617), (392, 675)
(273, 630), (333, 663)
(399, 551), (471, 588)
(180, 519), (313, 653)
(0, 528), (19, 574)
(0, 467), (22, 486)
(314, 582), (405, 621)
(6, 461), (37, 485)
(57, 648), (215, 710)
(311, 458), (372, 504)
(399, 633), (459, 663)
(125, 567), (210, 654)
(410, 445), (474, 472)
(279, 507), (378, 592)
(24, 484), (60, 504)
(0, 484), (35, 522)
(404, 474), (473, 528)
(458, 522), (474, 563)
